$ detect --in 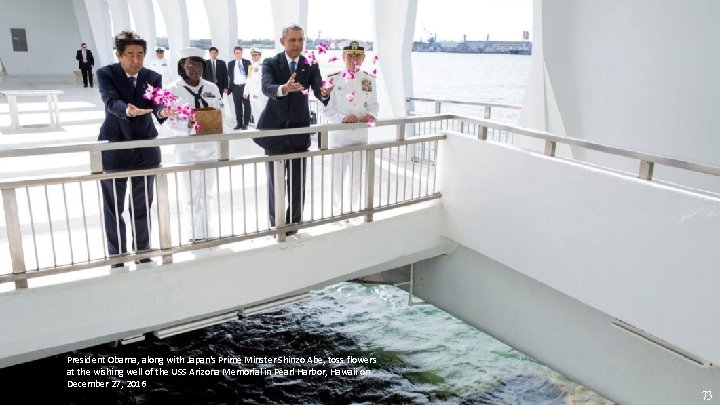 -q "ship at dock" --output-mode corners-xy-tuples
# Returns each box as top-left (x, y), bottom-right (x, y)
(413, 33), (532, 54)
